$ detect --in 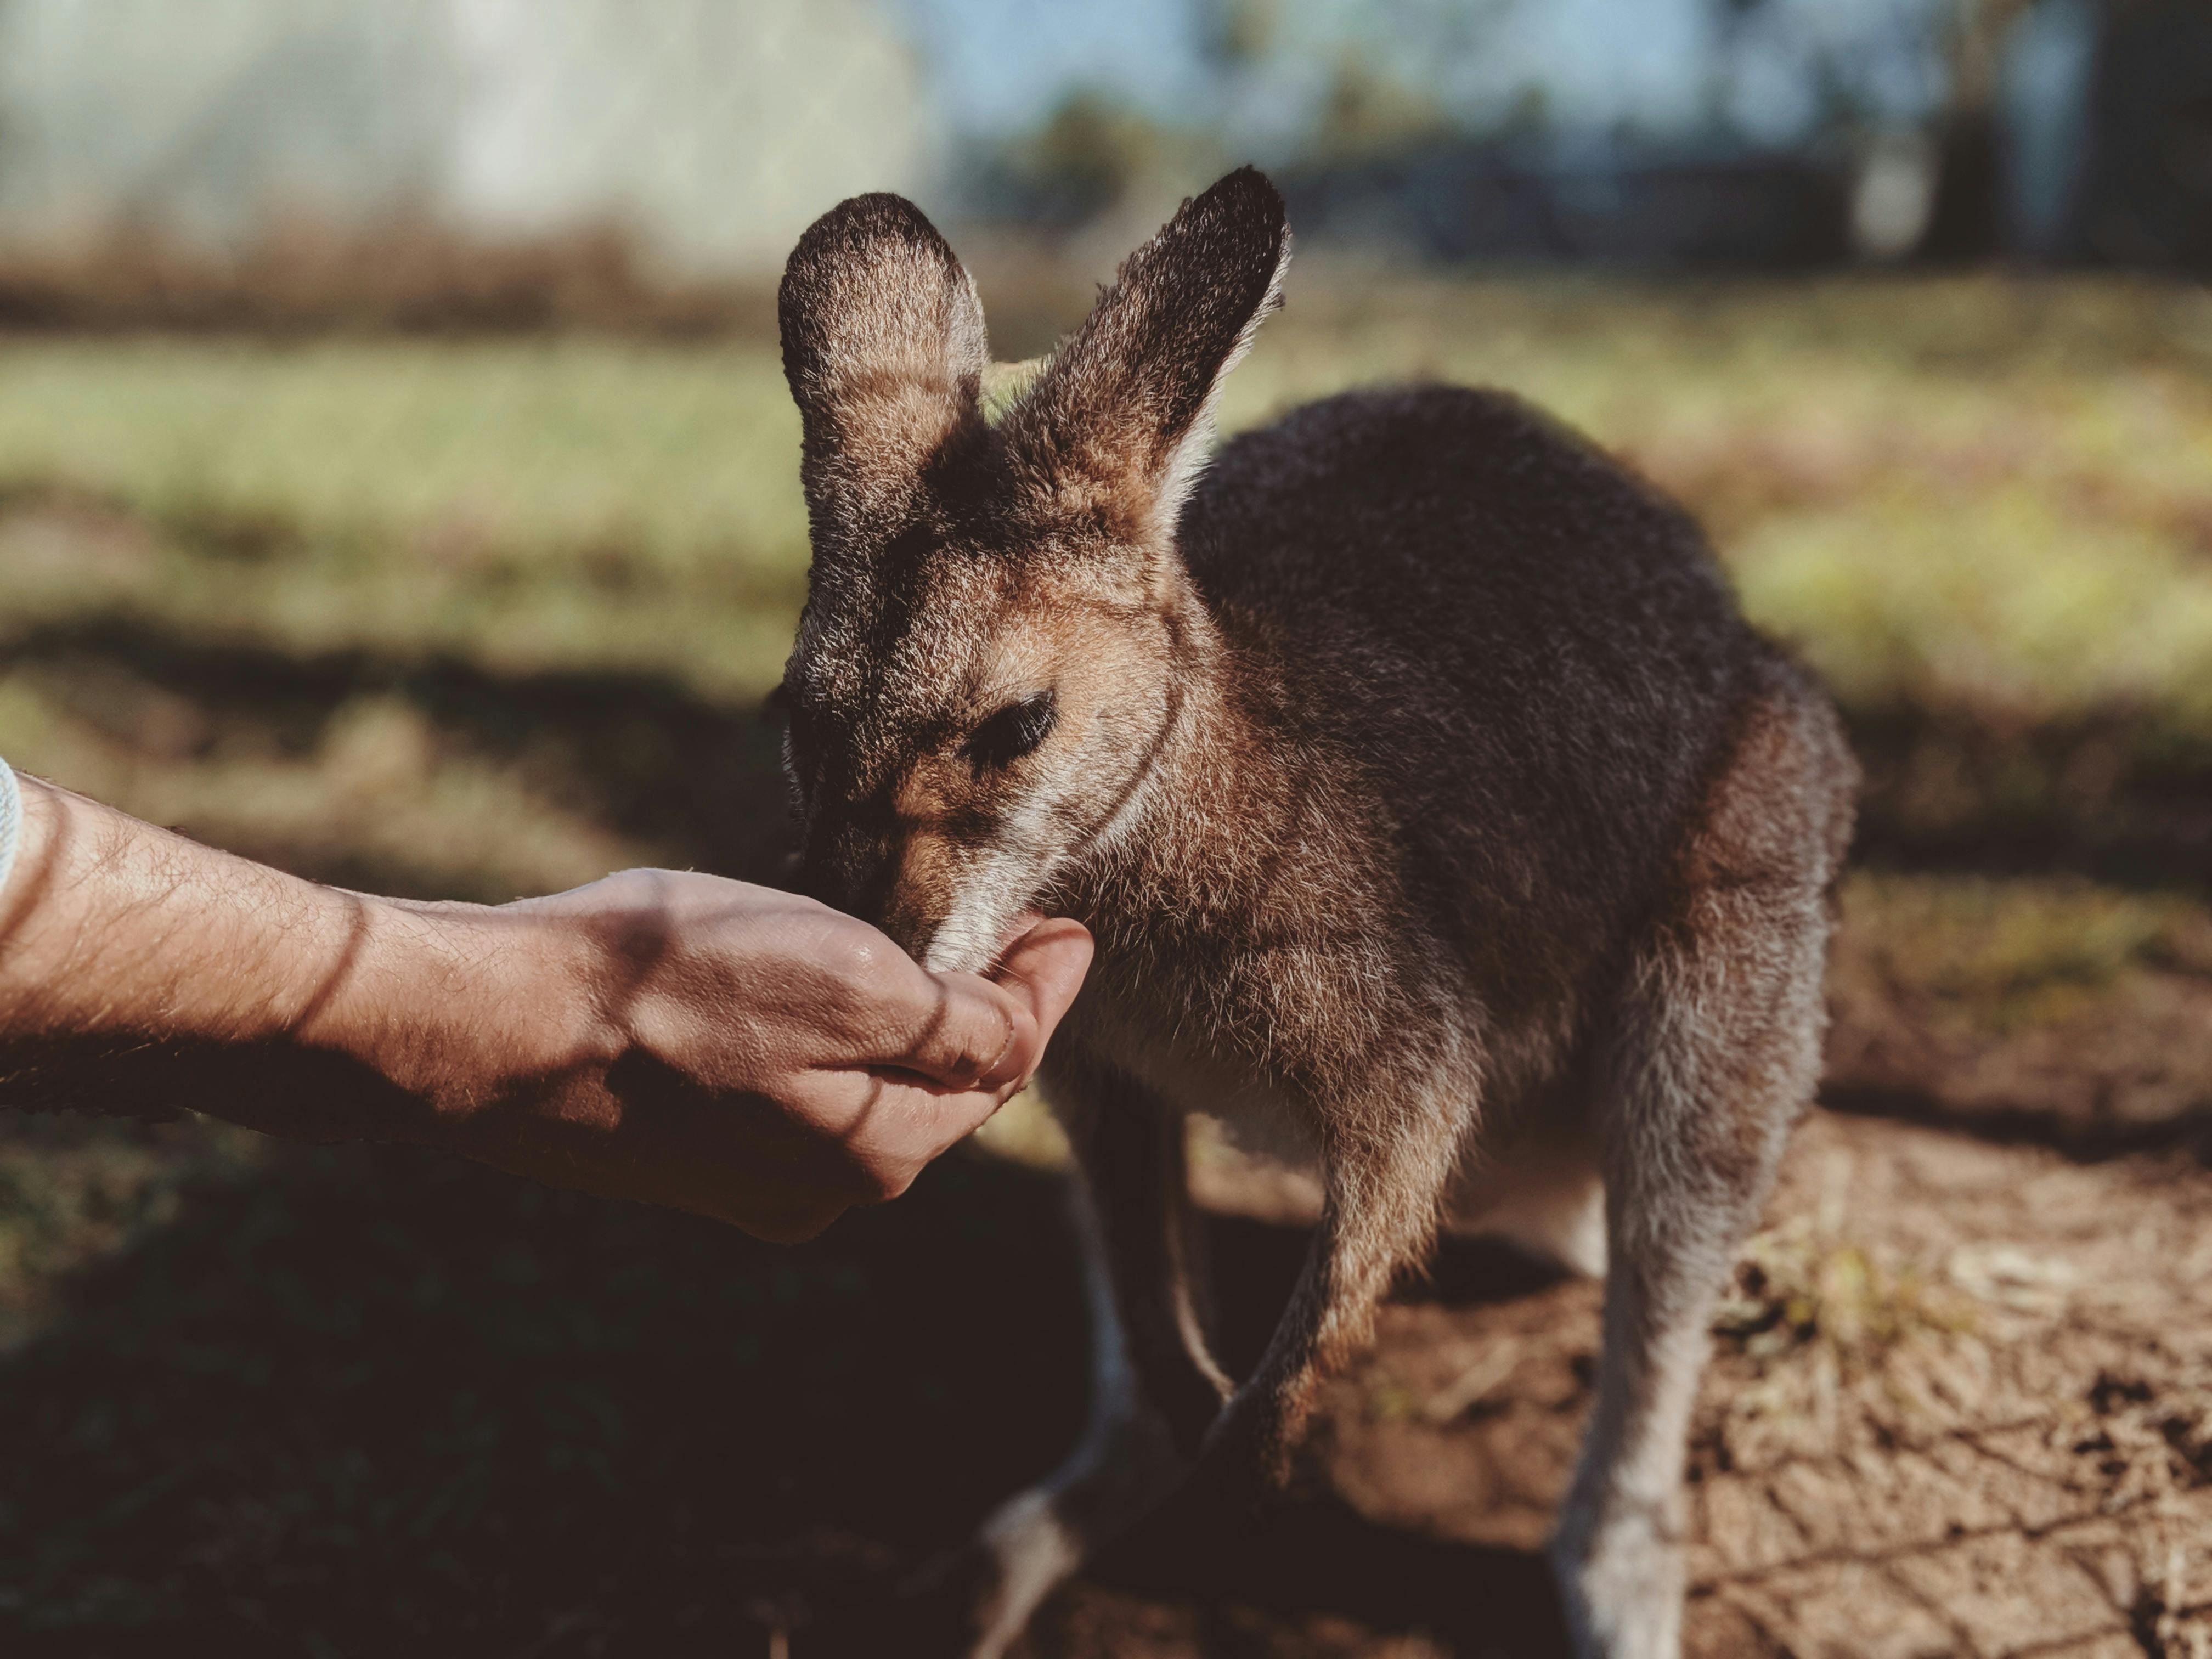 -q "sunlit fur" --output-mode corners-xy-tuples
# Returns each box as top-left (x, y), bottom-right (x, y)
(776, 170), (1857, 1659)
